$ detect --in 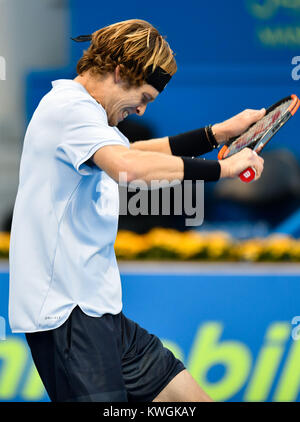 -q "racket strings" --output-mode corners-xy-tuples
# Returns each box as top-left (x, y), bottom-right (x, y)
(225, 99), (292, 158)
